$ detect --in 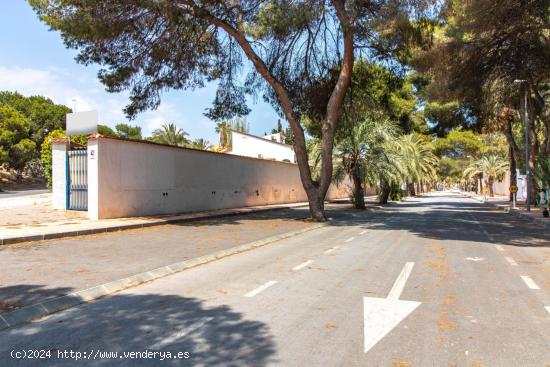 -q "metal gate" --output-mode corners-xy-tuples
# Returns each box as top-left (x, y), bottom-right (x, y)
(67, 149), (88, 210)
